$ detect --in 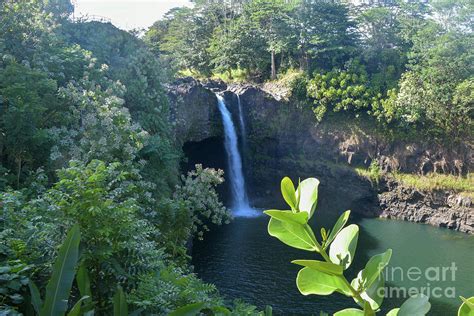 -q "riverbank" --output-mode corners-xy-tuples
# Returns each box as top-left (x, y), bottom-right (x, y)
(377, 176), (473, 234)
